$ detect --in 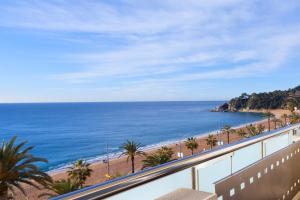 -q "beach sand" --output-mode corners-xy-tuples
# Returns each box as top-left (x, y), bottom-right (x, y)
(13, 109), (291, 200)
